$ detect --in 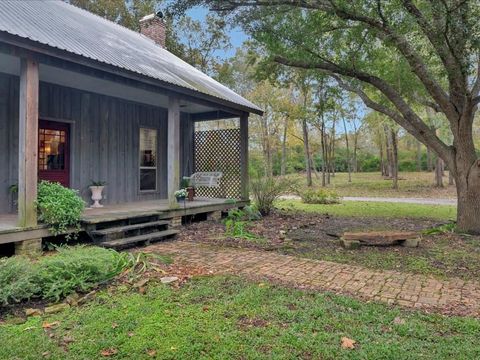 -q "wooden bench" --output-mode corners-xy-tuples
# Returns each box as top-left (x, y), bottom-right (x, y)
(183, 172), (223, 188)
(340, 231), (421, 249)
